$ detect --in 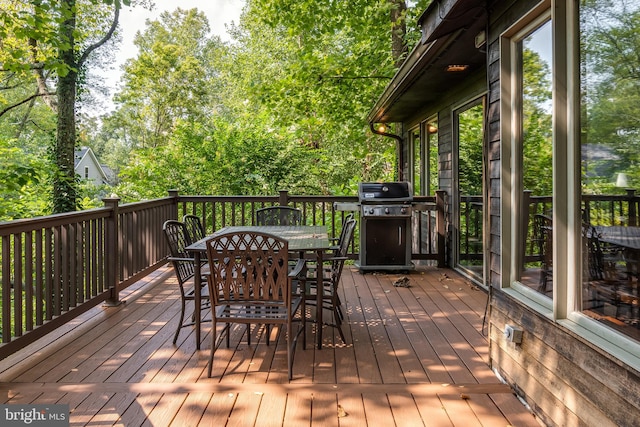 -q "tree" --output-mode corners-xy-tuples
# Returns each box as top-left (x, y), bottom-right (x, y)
(226, 0), (421, 193)
(0, 0), (134, 213)
(114, 8), (220, 149)
(580, 0), (640, 192)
